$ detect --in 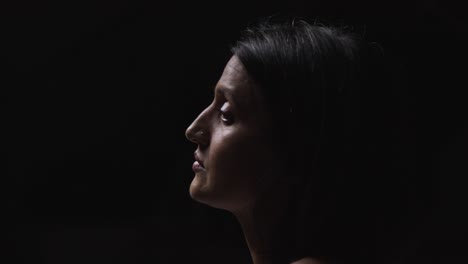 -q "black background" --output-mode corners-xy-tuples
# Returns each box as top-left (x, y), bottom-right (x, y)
(3, 0), (467, 263)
